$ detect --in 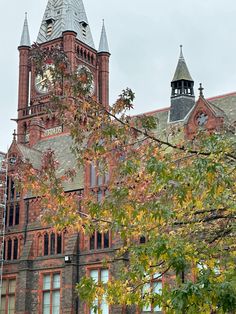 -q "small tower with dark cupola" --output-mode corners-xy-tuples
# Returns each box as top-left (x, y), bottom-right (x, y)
(169, 45), (195, 122)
